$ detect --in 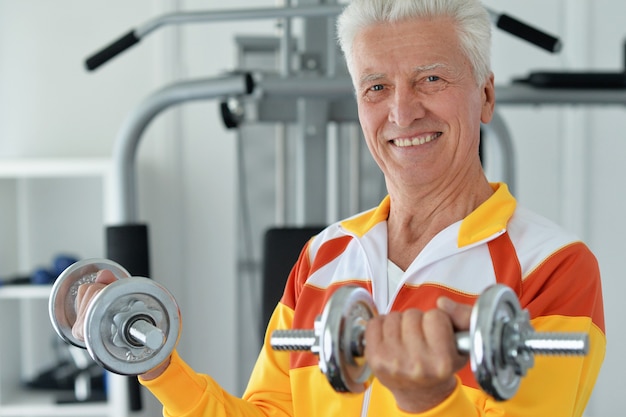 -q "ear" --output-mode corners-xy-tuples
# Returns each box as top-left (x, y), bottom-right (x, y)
(480, 72), (496, 124)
